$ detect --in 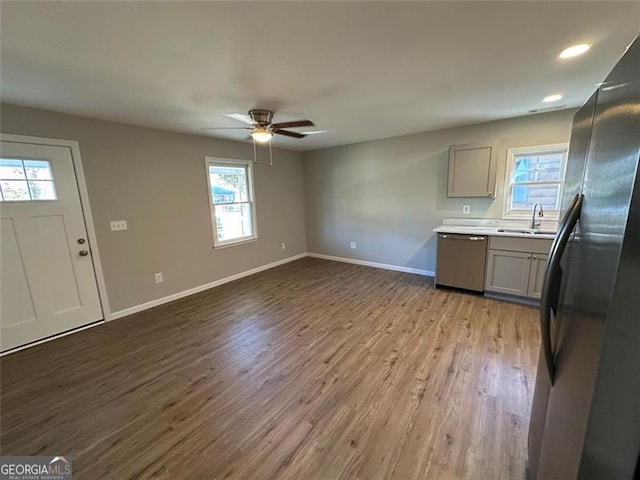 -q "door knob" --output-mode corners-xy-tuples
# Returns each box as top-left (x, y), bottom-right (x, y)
(79, 250), (89, 257)
(77, 238), (86, 244)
